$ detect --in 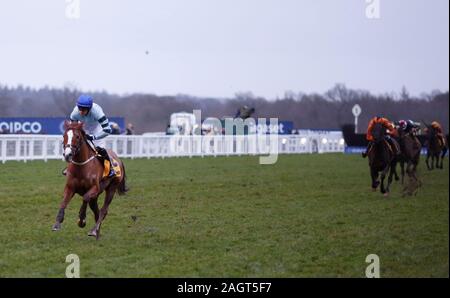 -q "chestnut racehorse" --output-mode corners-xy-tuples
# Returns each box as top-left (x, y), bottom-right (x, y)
(424, 123), (448, 170)
(52, 121), (128, 239)
(396, 128), (422, 195)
